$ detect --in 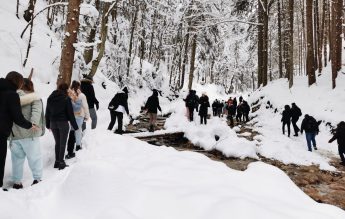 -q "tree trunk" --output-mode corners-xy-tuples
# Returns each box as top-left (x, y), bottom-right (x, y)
(257, 0), (264, 87)
(88, 2), (111, 78)
(313, 0), (319, 71)
(126, 4), (139, 77)
(277, 0), (283, 78)
(324, 0), (329, 67)
(84, 0), (100, 65)
(306, 0), (316, 86)
(331, 0), (343, 88)
(262, 0), (268, 86)
(287, 0), (294, 88)
(188, 34), (197, 90)
(179, 26), (191, 89)
(57, 0), (81, 86)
